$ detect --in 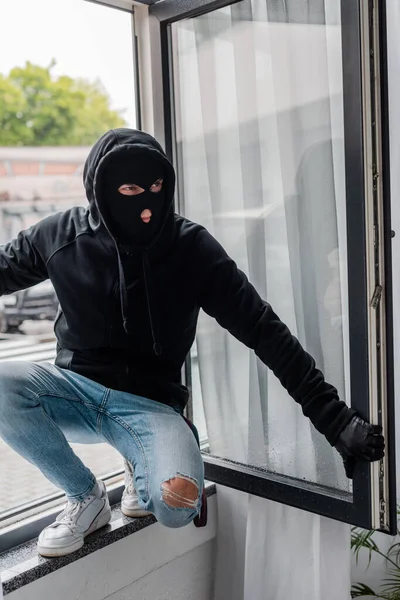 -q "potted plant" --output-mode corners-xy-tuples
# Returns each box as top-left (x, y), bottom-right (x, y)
(351, 507), (400, 599)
